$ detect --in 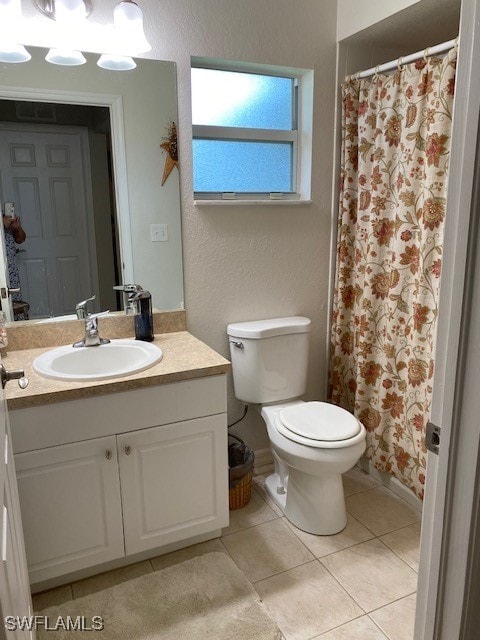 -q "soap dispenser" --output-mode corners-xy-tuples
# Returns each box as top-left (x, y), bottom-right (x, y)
(132, 290), (154, 342)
